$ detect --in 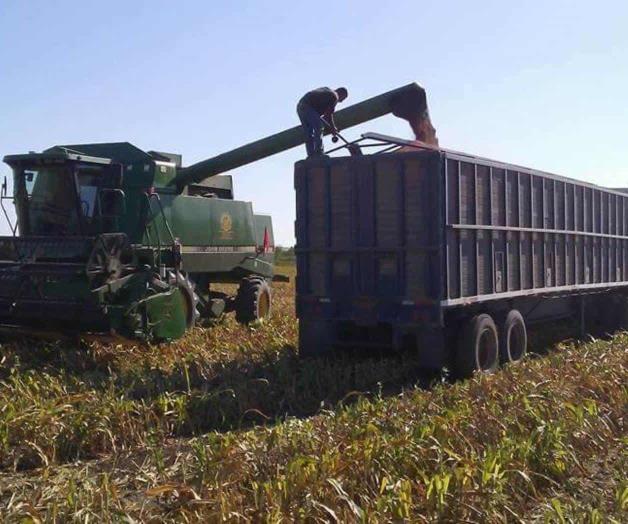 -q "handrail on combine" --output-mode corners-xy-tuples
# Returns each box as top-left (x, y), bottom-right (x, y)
(0, 177), (18, 236)
(143, 192), (177, 272)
